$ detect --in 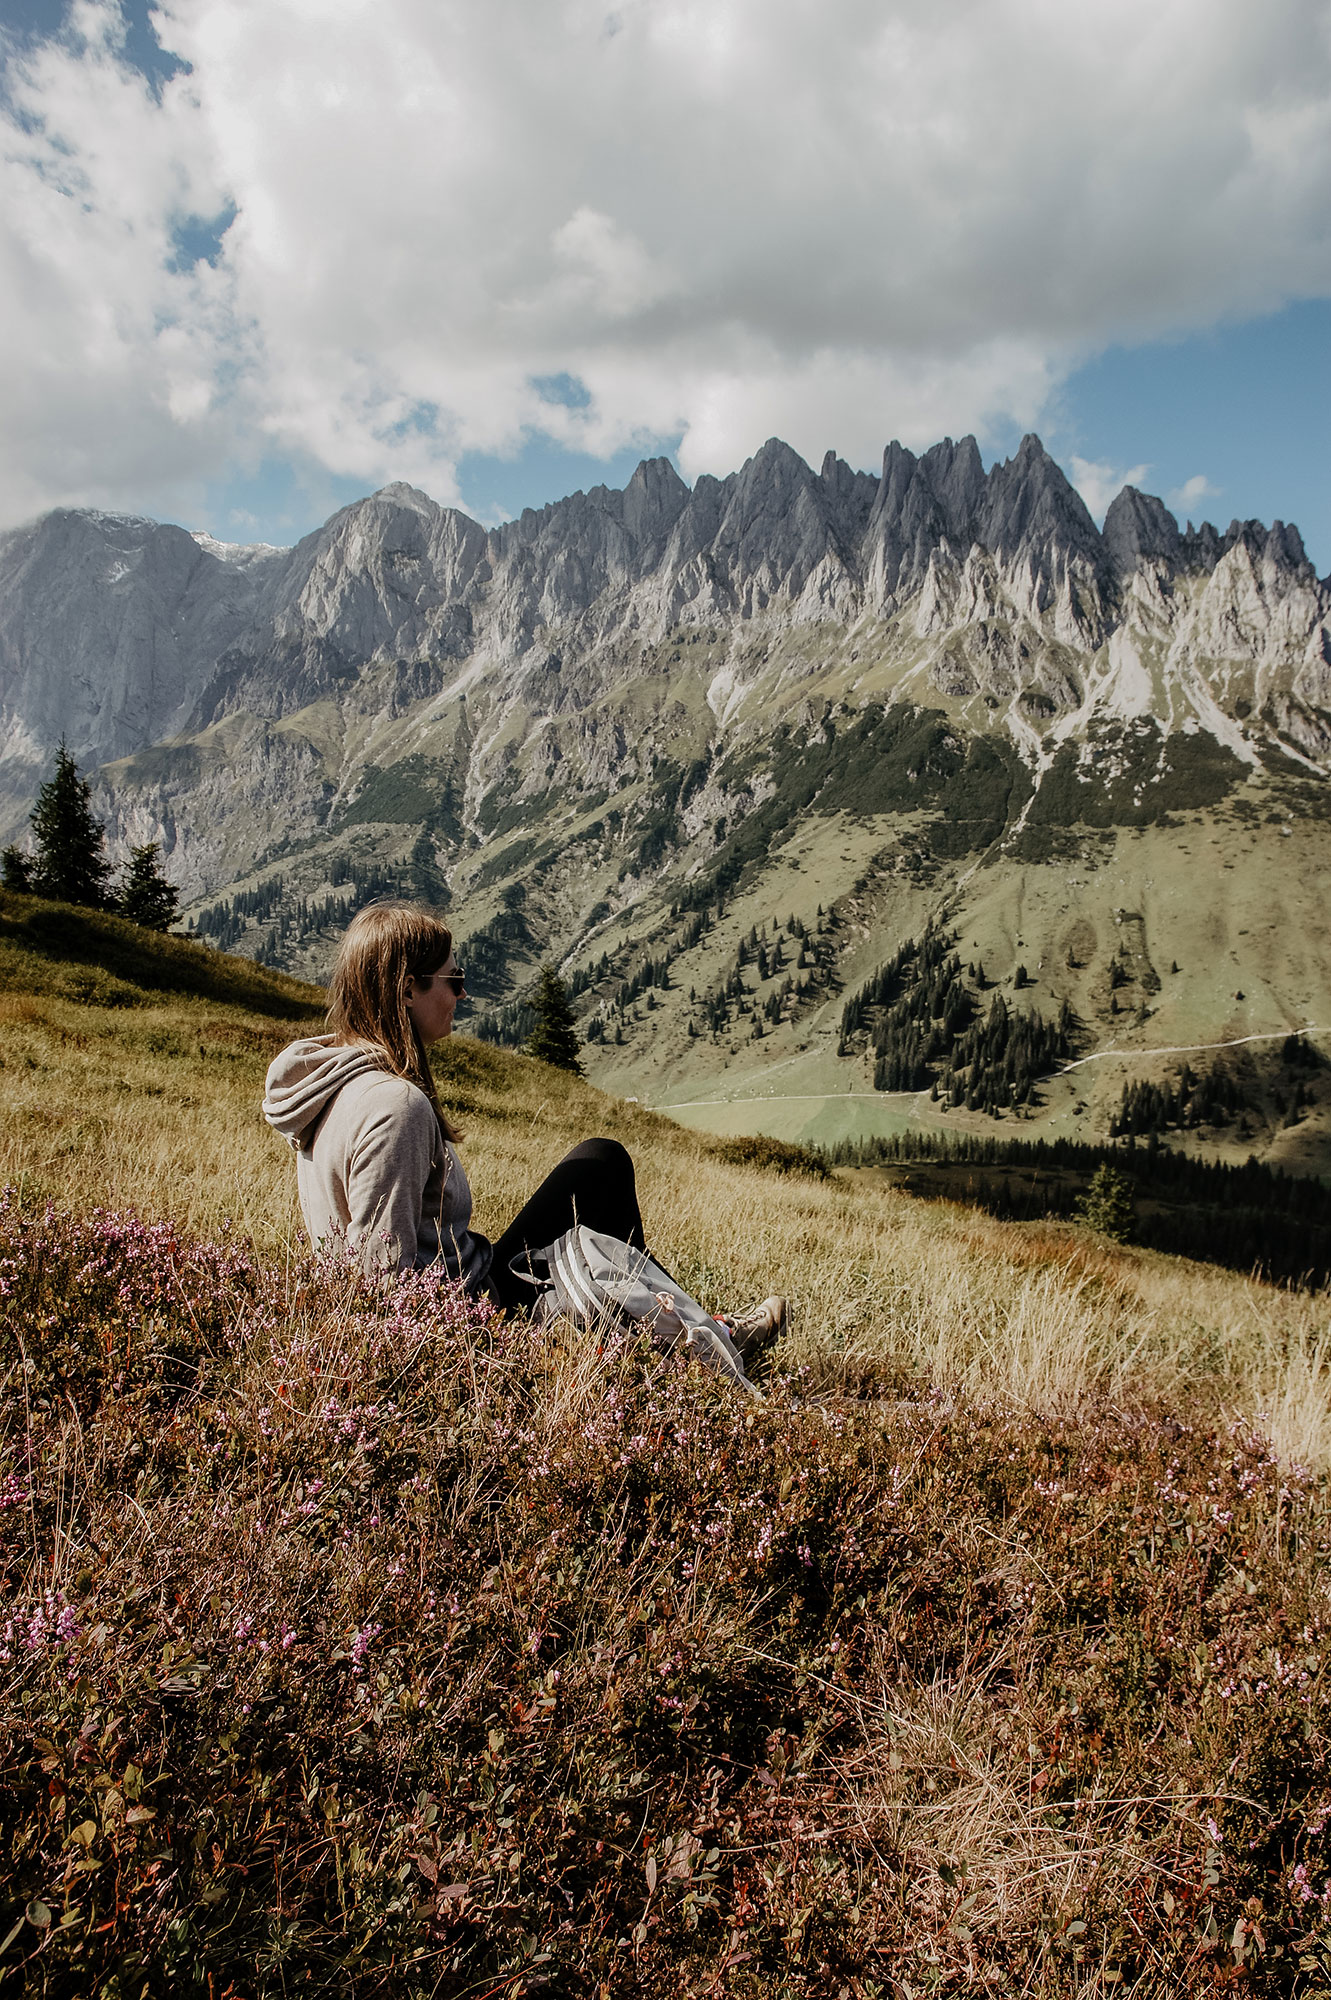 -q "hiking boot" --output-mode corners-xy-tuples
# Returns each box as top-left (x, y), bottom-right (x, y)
(720, 1294), (787, 1363)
